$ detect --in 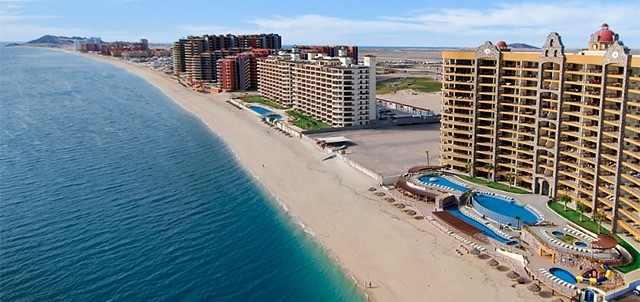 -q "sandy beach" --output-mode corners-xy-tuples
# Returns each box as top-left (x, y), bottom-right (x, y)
(76, 52), (542, 301)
